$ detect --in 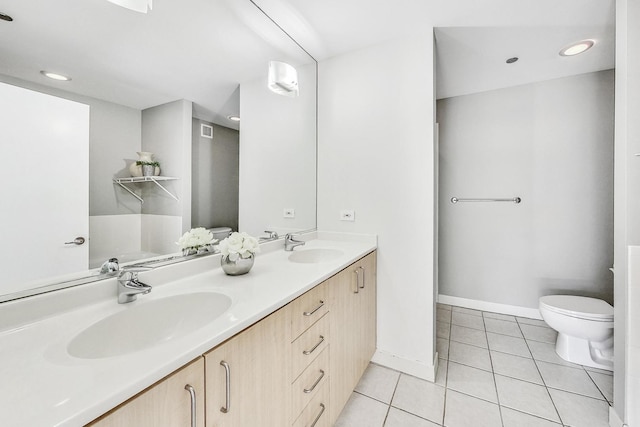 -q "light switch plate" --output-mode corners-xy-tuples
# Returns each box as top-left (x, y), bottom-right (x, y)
(283, 208), (295, 218)
(340, 210), (355, 221)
